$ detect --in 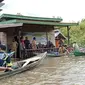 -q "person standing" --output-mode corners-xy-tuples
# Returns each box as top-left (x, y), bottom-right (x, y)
(20, 36), (25, 50)
(11, 39), (18, 52)
(11, 39), (18, 59)
(13, 35), (20, 59)
(32, 37), (37, 50)
(24, 37), (30, 49)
